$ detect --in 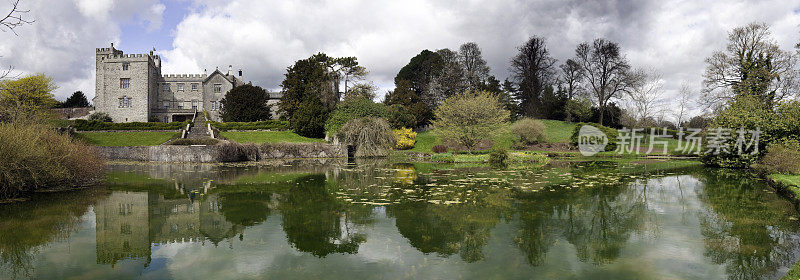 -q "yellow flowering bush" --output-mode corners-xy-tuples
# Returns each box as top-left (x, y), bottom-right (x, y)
(394, 128), (417, 150)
